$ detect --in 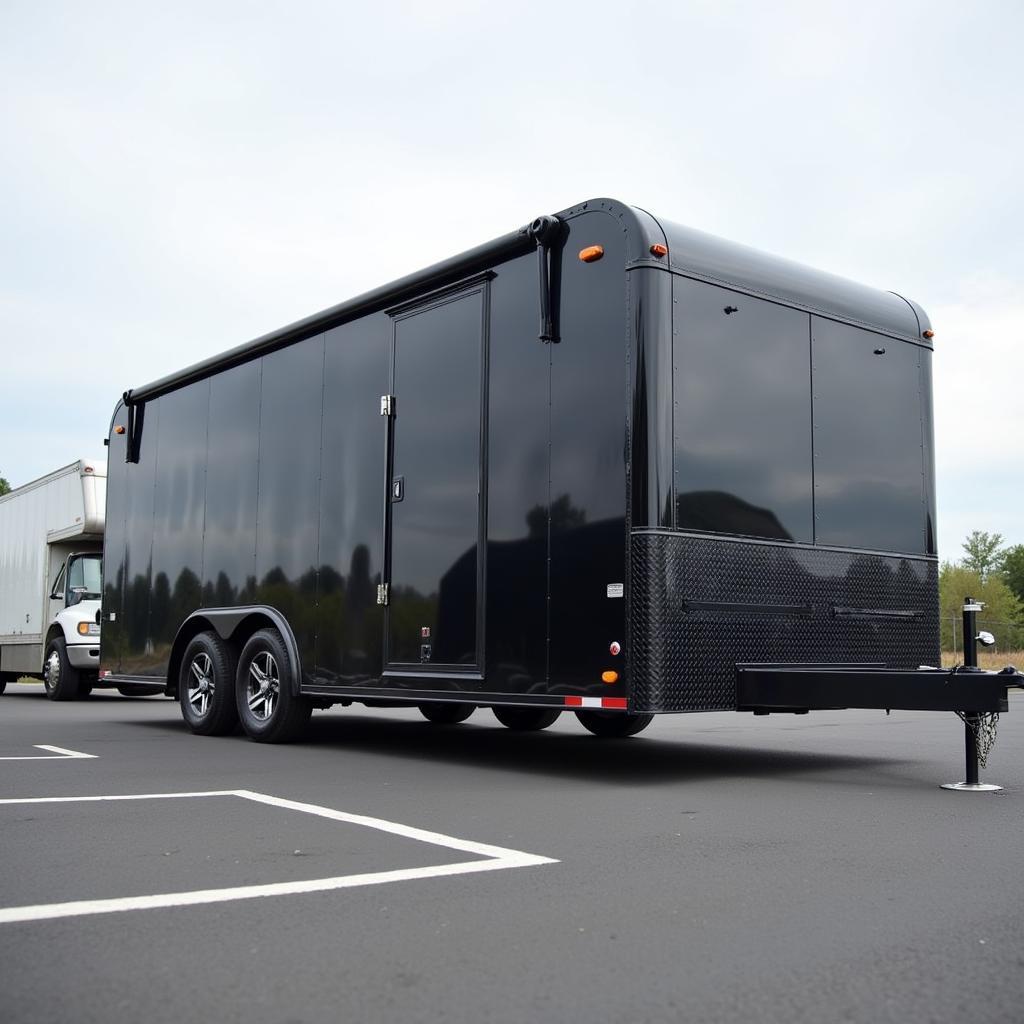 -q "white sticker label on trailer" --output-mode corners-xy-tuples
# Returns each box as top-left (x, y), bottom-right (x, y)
(606, 583), (624, 598)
